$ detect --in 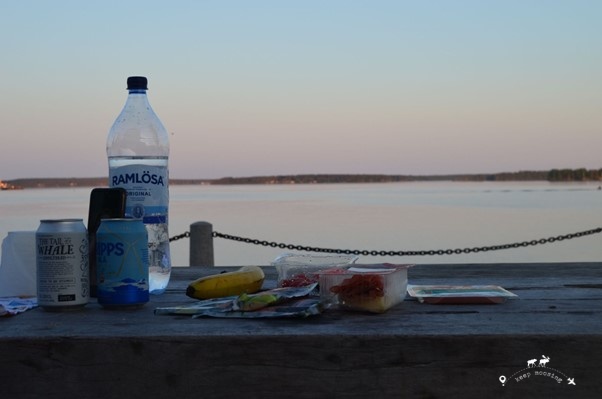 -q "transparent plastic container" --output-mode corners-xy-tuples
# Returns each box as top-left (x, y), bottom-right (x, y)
(271, 253), (359, 288)
(318, 264), (413, 313)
